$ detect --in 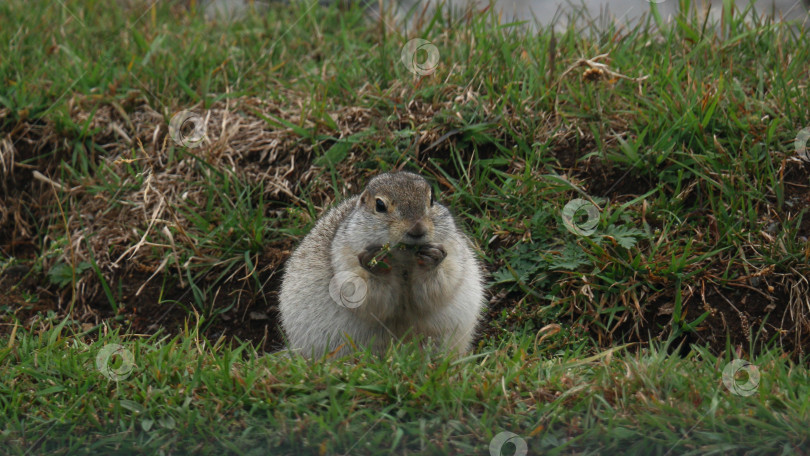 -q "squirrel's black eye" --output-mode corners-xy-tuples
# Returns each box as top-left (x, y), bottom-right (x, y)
(375, 198), (387, 213)
(430, 188), (435, 207)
